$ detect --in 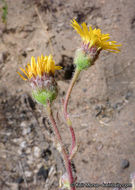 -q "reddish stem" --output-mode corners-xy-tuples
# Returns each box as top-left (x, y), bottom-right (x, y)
(64, 69), (81, 157)
(47, 102), (75, 190)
